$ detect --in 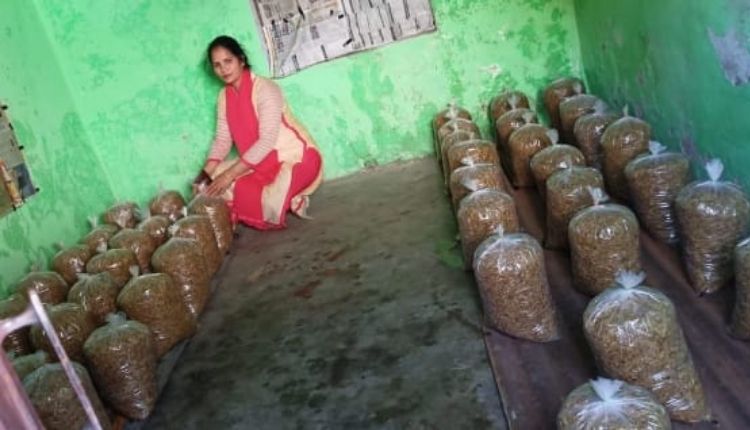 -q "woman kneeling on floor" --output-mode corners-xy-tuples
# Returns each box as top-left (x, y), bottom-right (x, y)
(194, 35), (323, 230)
